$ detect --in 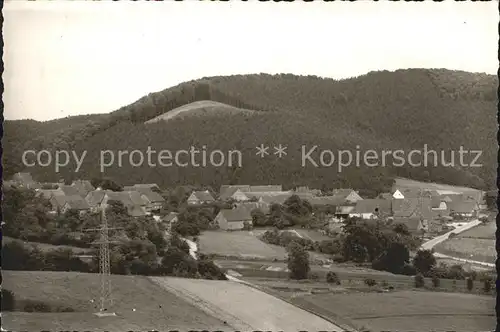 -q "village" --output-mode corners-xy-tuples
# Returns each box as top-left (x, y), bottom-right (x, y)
(4, 171), (487, 237)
